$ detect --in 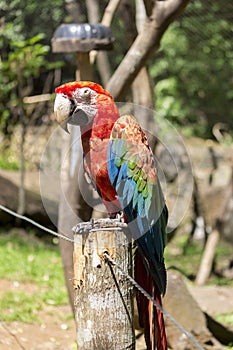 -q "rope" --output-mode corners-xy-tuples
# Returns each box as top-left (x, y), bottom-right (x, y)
(0, 204), (74, 243)
(0, 203), (205, 350)
(107, 260), (135, 334)
(104, 252), (205, 350)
